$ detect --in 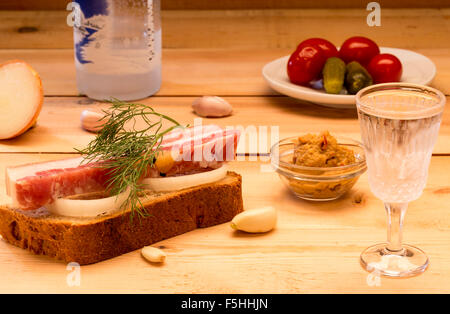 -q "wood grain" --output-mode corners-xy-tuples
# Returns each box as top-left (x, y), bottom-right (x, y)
(0, 96), (449, 155)
(0, 9), (449, 49)
(1, 155), (450, 293)
(1, 5), (449, 294)
(163, 0), (450, 10)
(1, 0), (449, 10)
(1, 48), (449, 96)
